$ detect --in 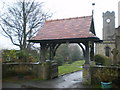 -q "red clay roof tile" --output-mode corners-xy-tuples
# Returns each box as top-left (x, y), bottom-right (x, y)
(31, 16), (97, 41)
